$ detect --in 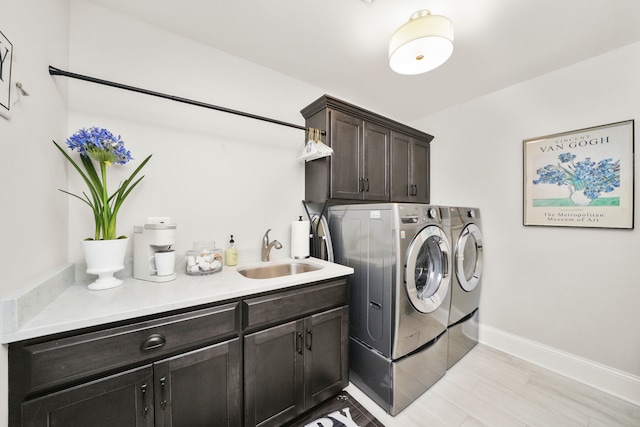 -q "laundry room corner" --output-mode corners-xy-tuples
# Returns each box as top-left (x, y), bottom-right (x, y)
(411, 40), (640, 405)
